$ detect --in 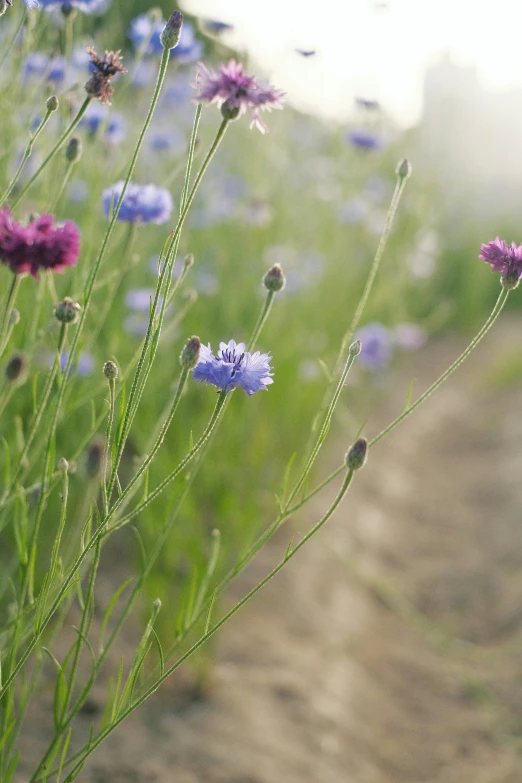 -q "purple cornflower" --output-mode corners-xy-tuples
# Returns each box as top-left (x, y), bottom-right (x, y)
(0, 206), (80, 278)
(102, 182), (173, 224)
(479, 237), (522, 287)
(347, 129), (382, 150)
(193, 339), (273, 395)
(353, 323), (393, 370)
(195, 59), (286, 133)
(36, 0), (110, 12)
